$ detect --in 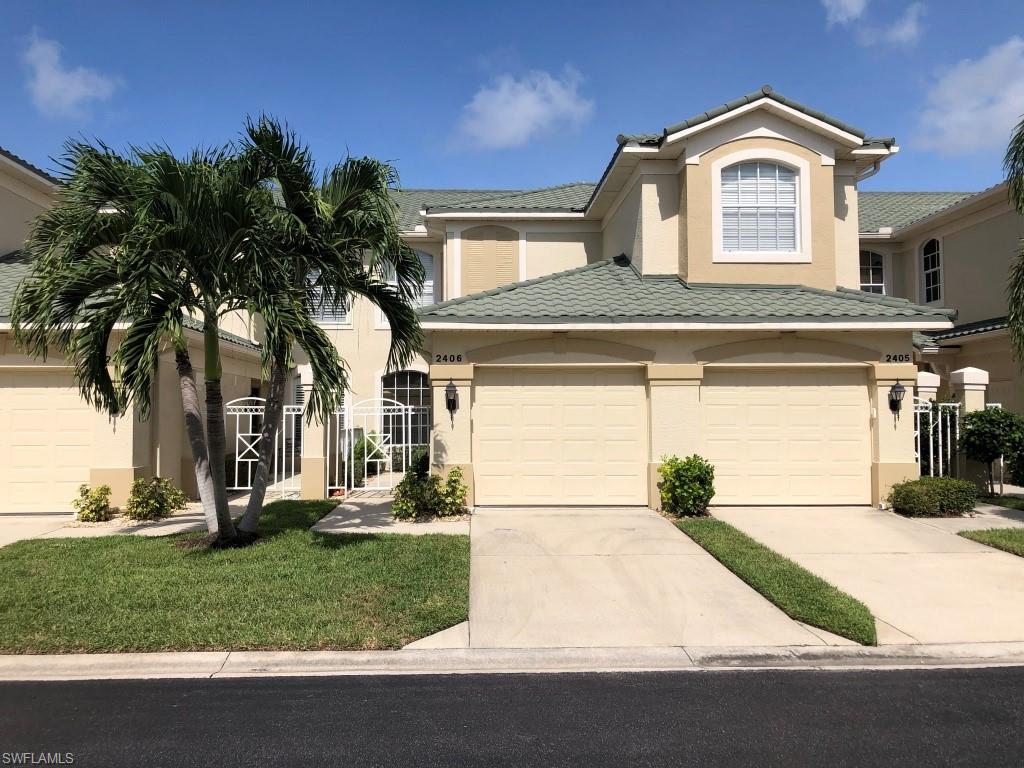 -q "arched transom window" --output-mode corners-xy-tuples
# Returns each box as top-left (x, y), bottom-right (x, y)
(721, 161), (798, 253)
(382, 370), (431, 445)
